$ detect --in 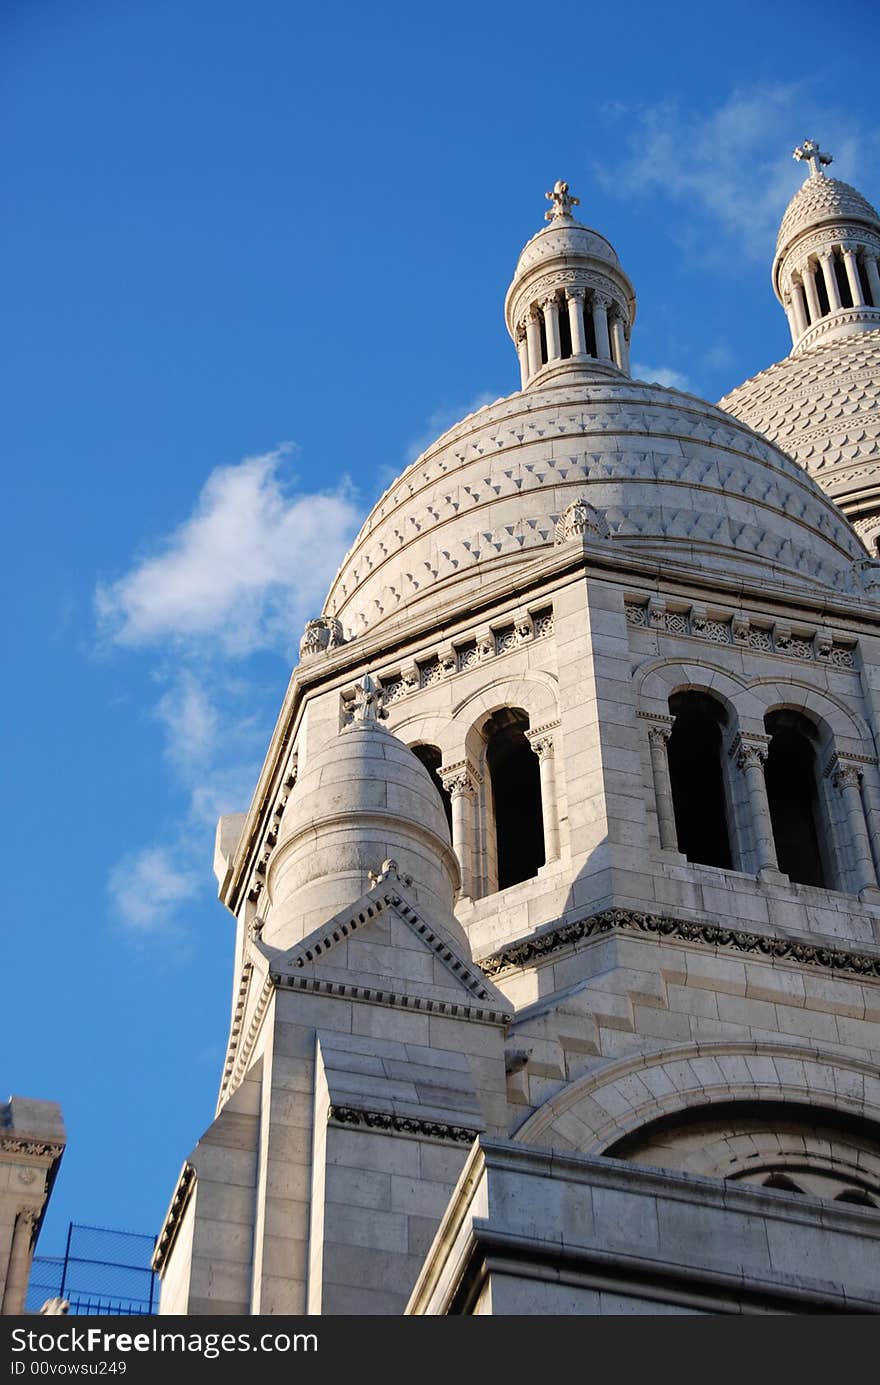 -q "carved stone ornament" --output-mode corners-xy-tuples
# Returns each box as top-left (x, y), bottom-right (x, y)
(438, 761), (480, 798)
(731, 736), (769, 771)
(545, 179), (580, 221)
(554, 498), (611, 545)
(350, 672), (387, 723)
(368, 858), (413, 887)
(299, 615), (345, 660)
(832, 763), (863, 792)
